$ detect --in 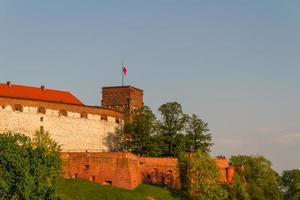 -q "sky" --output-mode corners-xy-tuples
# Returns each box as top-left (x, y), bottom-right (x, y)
(0, 0), (299, 172)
